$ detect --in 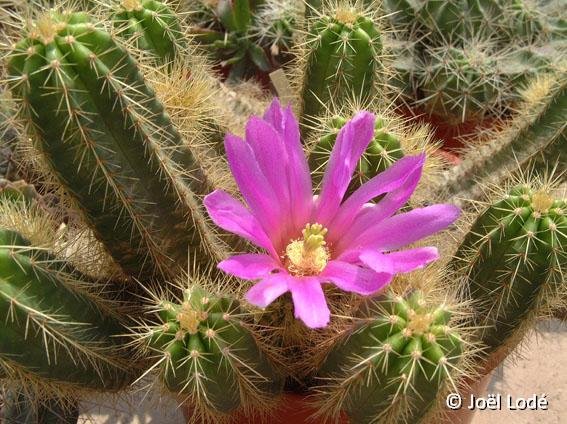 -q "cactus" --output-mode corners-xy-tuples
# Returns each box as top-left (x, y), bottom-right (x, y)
(6, 10), (226, 279)
(298, 5), (382, 125)
(450, 181), (566, 373)
(313, 290), (468, 424)
(111, 0), (186, 63)
(382, 0), (565, 125)
(138, 282), (283, 421)
(0, 227), (134, 392)
(0, 0), (564, 421)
